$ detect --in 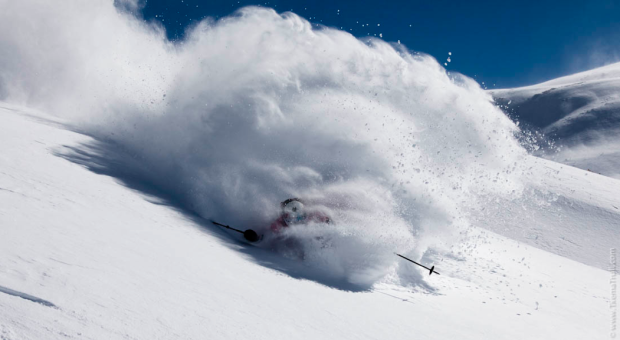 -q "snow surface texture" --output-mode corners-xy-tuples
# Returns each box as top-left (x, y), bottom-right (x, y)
(0, 103), (616, 339)
(491, 62), (620, 178)
(0, 1), (618, 338)
(0, 1), (528, 287)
